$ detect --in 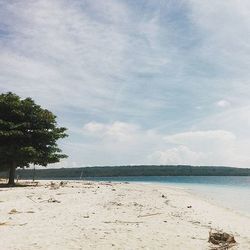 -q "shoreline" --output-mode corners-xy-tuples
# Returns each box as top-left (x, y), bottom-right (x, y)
(0, 180), (249, 249)
(108, 180), (250, 219)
